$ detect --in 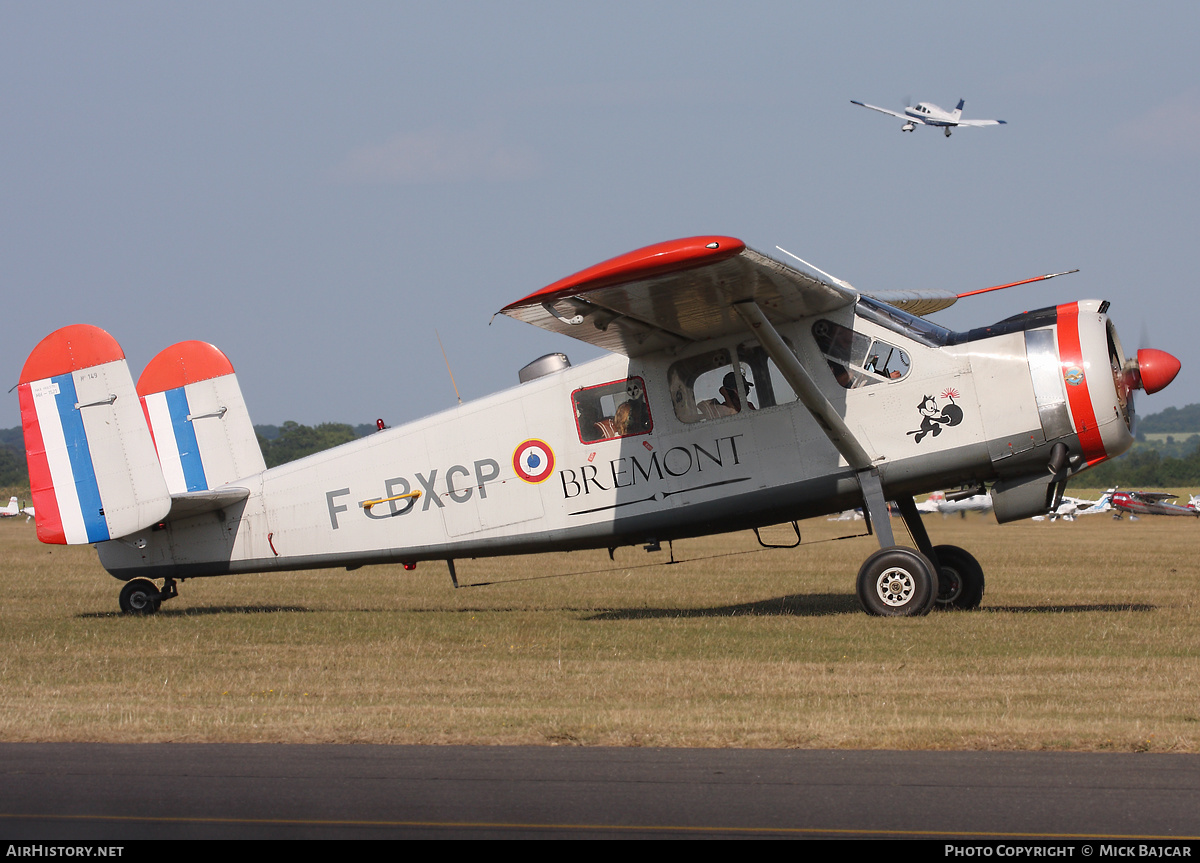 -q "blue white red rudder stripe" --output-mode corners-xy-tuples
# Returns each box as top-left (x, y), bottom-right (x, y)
(137, 341), (265, 495)
(18, 325), (171, 545)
